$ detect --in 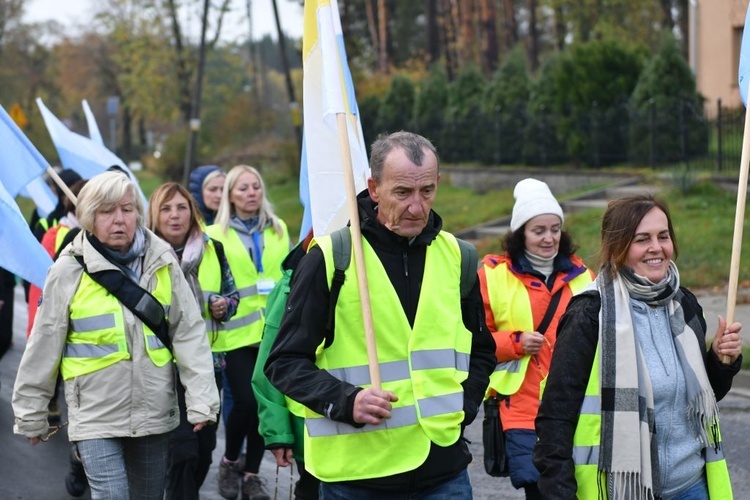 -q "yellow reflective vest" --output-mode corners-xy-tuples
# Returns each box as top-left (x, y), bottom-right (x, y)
(572, 349), (733, 499)
(196, 238), (223, 350)
(302, 230), (472, 482)
(62, 265), (173, 380)
(484, 259), (592, 396)
(206, 222), (289, 350)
